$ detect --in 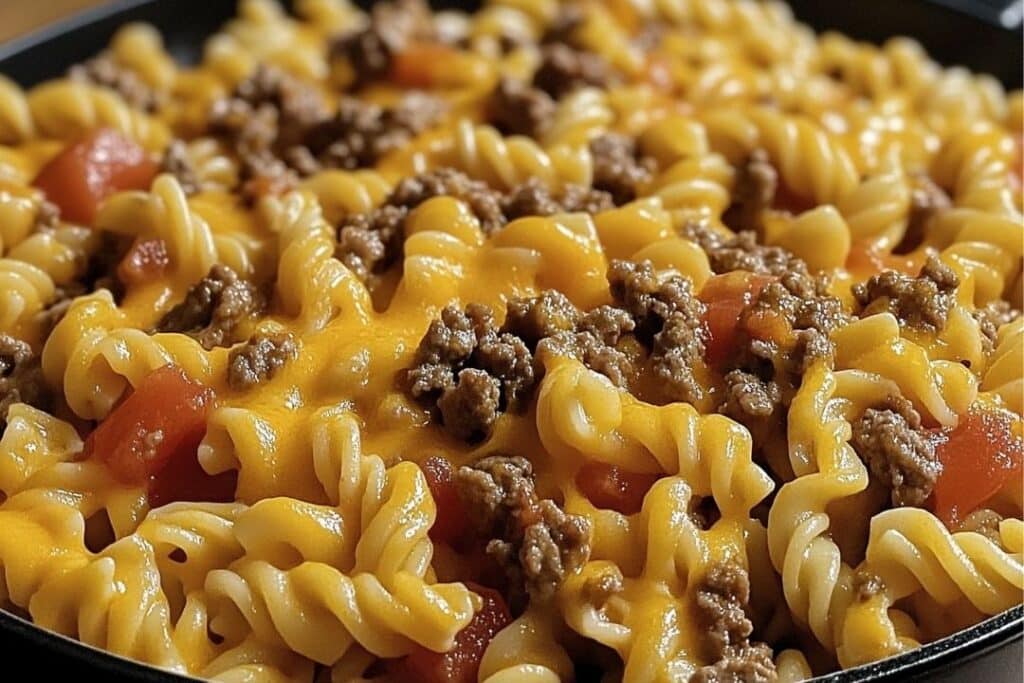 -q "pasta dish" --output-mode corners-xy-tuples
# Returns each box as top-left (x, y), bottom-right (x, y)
(0, 0), (1020, 681)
